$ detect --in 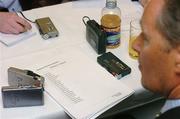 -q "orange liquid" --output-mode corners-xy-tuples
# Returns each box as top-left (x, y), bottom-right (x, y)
(101, 14), (121, 48)
(129, 36), (138, 59)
